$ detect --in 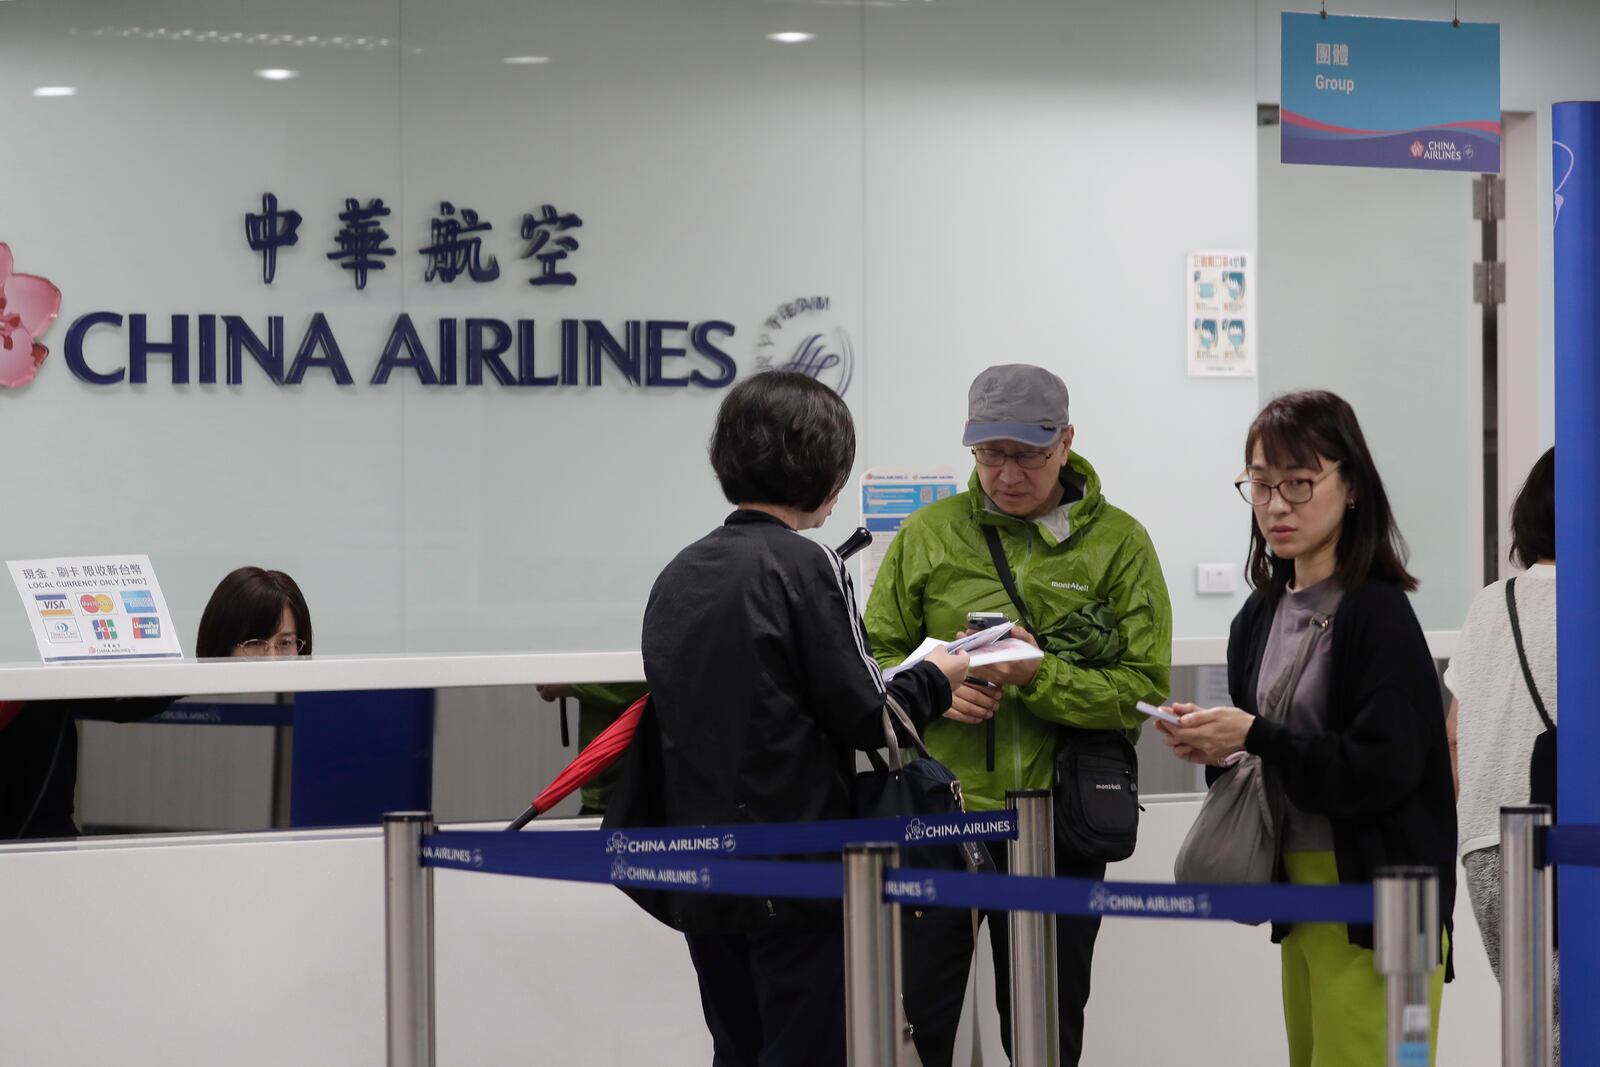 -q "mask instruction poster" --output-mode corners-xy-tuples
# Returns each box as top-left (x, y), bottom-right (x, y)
(8, 554), (183, 661)
(1187, 250), (1255, 378)
(860, 469), (960, 597)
